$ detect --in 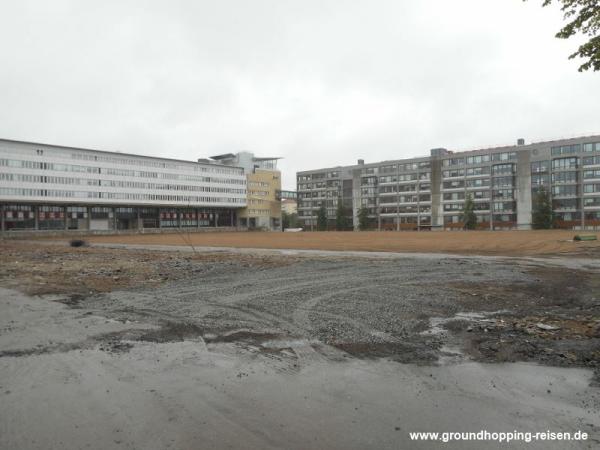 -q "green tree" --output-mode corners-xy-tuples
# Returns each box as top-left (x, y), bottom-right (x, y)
(317, 204), (328, 231)
(532, 185), (555, 229)
(335, 197), (349, 230)
(288, 212), (299, 228)
(282, 211), (290, 229)
(462, 193), (477, 230)
(357, 206), (370, 231)
(529, 0), (600, 71)
(281, 211), (299, 229)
